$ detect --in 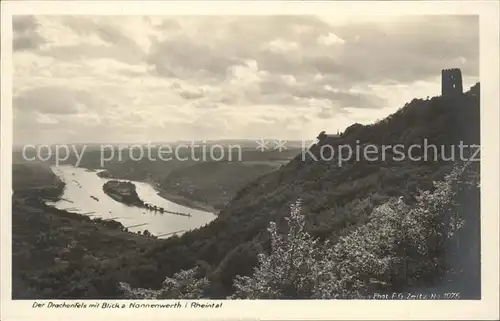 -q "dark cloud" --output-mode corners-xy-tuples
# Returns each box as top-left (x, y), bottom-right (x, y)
(13, 15), (38, 33)
(257, 75), (386, 109)
(36, 17), (144, 64)
(250, 15), (478, 85)
(145, 16), (332, 80)
(13, 15), (45, 51)
(324, 15), (479, 83)
(145, 15), (478, 91)
(252, 50), (302, 75)
(60, 16), (135, 46)
(13, 33), (45, 52)
(212, 92), (242, 105)
(12, 15), (479, 144)
(179, 90), (204, 100)
(147, 37), (241, 80)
